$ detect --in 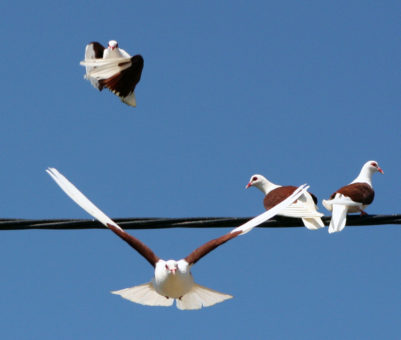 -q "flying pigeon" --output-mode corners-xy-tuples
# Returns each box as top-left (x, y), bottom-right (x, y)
(80, 40), (144, 107)
(245, 174), (324, 230)
(47, 167), (308, 310)
(322, 160), (383, 234)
